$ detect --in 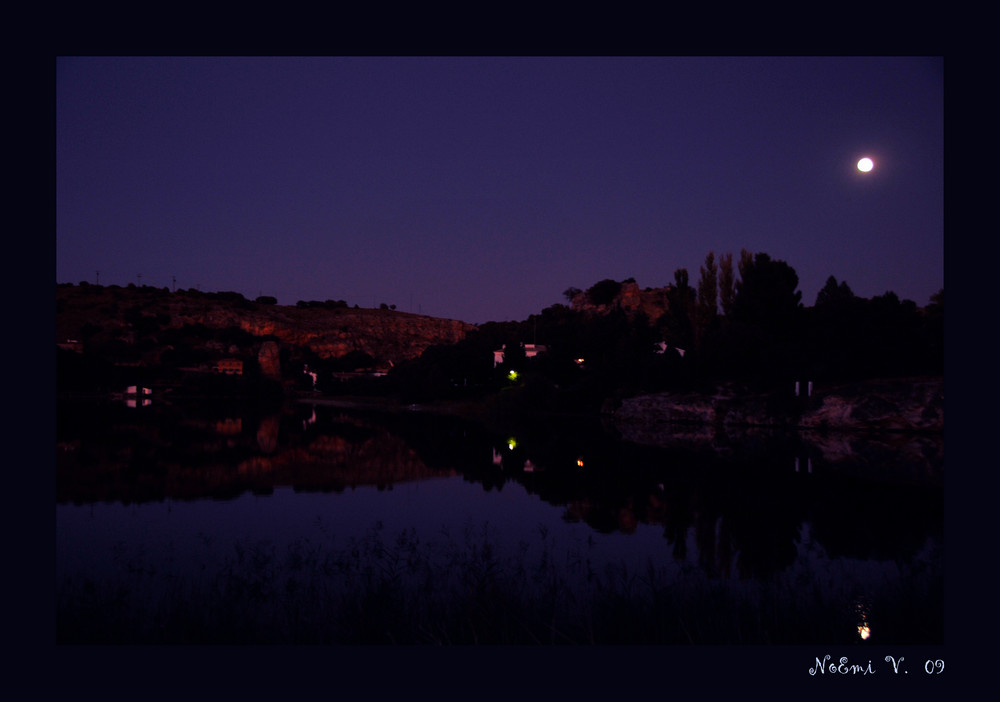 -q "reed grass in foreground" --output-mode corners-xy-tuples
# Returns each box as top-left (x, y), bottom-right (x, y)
(56, 523), (942, 645)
